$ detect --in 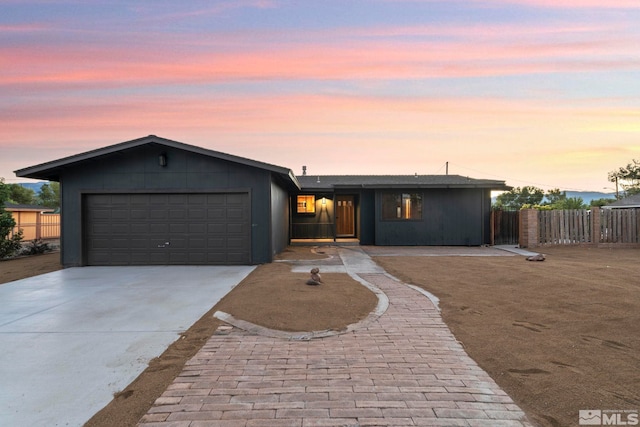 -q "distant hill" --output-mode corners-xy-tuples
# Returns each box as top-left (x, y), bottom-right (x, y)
(492, 191), (617, 206)
(564, 191), (616, 205)
(17, 182), (48, 193)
